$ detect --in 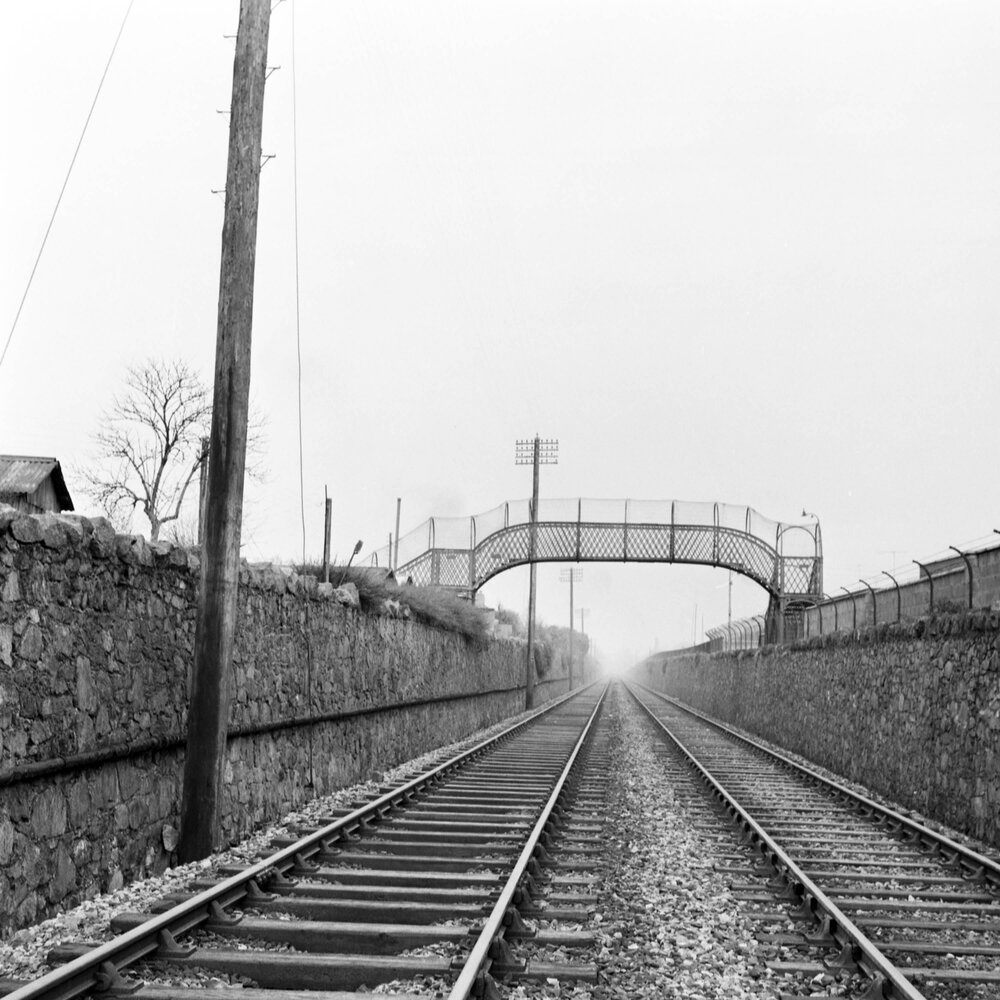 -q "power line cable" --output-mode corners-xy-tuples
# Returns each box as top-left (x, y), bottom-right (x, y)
(289, 0), (312, 790)
(291, 0), (307, 568)
(0, 0), (136, 374)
